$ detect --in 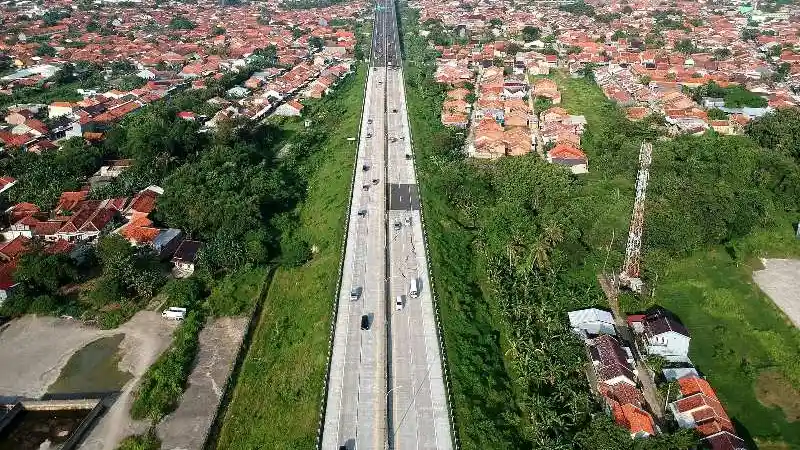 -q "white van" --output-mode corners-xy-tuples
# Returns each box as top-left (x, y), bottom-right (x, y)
(395, 295), (405, 311)
(162, 307), (187, 320)
(409, 278), (419, 298)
